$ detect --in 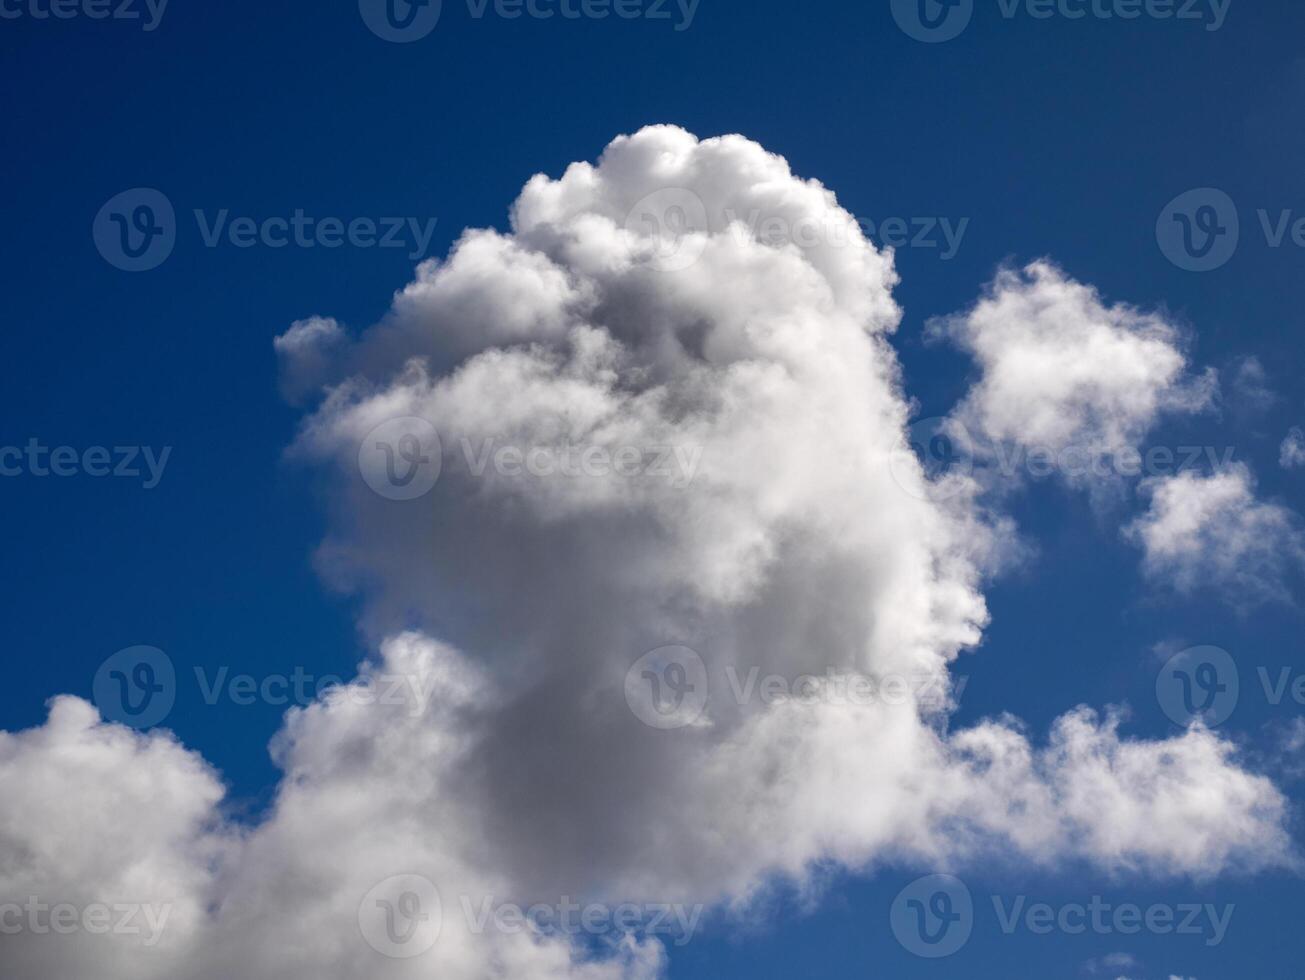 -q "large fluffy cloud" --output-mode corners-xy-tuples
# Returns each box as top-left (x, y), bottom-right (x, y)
(1, 127), (1295, 980)
(0, 698), (228, 980)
